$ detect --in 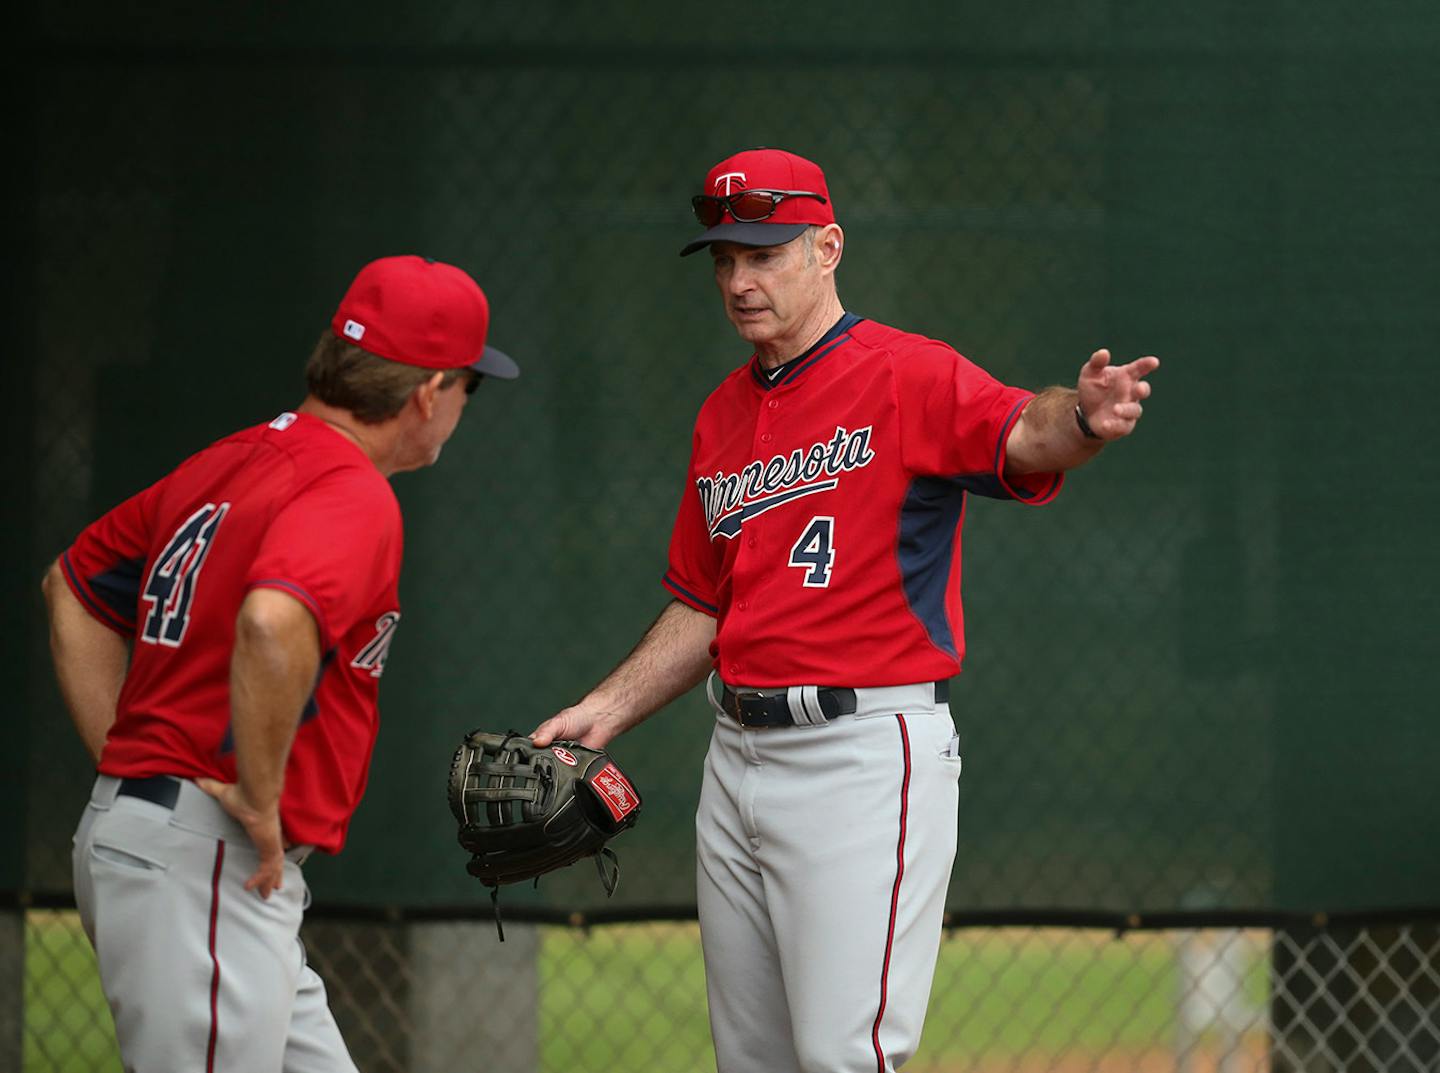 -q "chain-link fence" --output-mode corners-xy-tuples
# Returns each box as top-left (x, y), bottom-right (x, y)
(12, 2), (1440, 1070)
(21, 908), (1440, 1072)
